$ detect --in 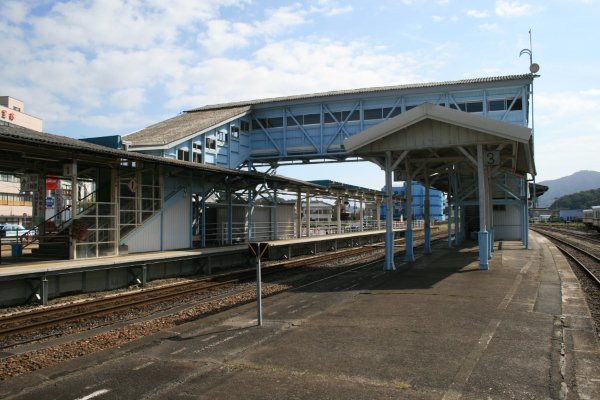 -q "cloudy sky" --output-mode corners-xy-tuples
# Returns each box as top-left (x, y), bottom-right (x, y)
(1, 0), (598, 189)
